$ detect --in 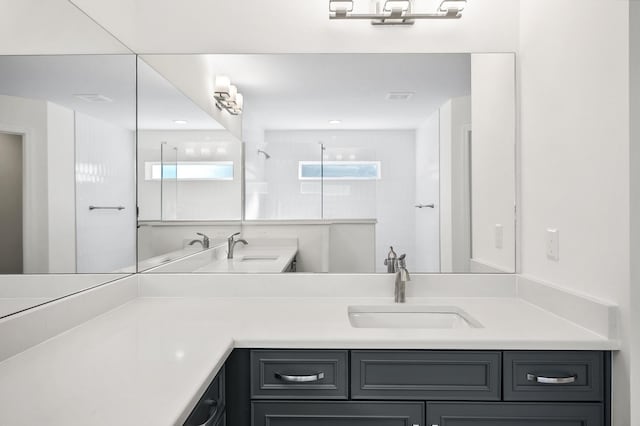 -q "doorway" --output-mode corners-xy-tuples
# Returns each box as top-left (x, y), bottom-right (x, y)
(0, 132), (23, 273)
